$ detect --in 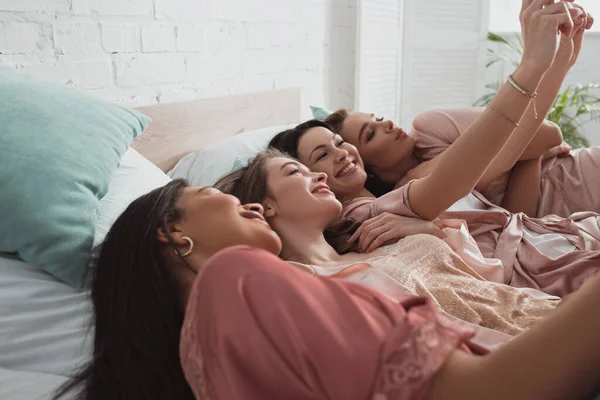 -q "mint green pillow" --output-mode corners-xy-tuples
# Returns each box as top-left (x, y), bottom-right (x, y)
(310, 105), (332, 121)
(231, 156), (249, 171)
(0, 66), (151, 288)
